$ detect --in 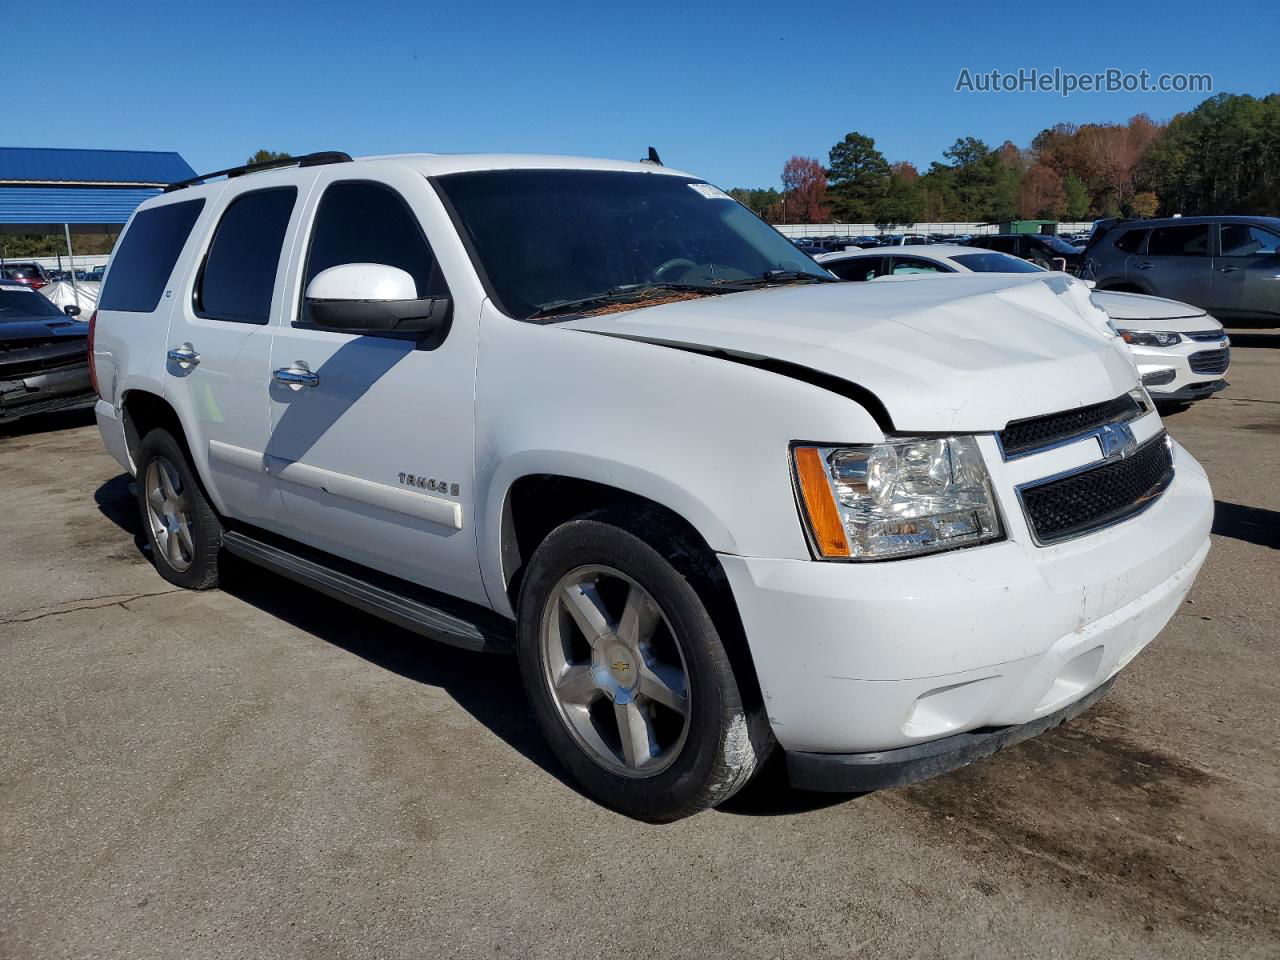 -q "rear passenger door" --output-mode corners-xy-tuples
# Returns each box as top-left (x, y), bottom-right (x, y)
(265, 168), (486, 606)
(1133, 223), (1213, 307)
(164, 174), (314, 529)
